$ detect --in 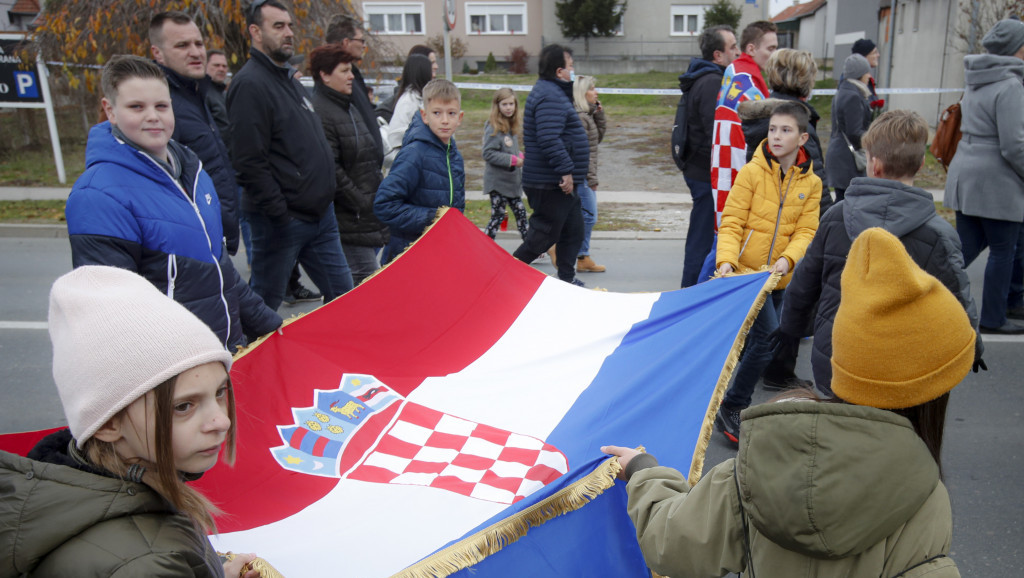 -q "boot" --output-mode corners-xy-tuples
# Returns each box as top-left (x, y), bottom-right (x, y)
(577, 255), (606, 273)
